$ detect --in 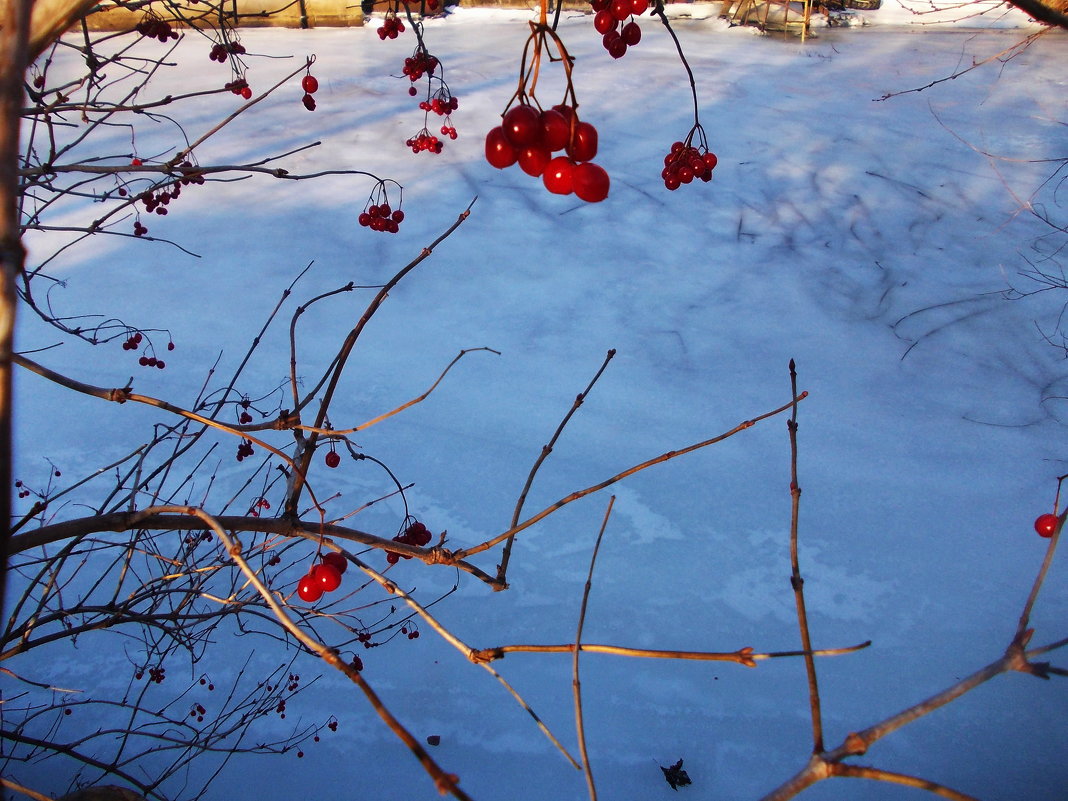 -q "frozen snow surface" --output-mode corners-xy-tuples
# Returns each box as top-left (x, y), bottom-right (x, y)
(13, 4), (1068, 801)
